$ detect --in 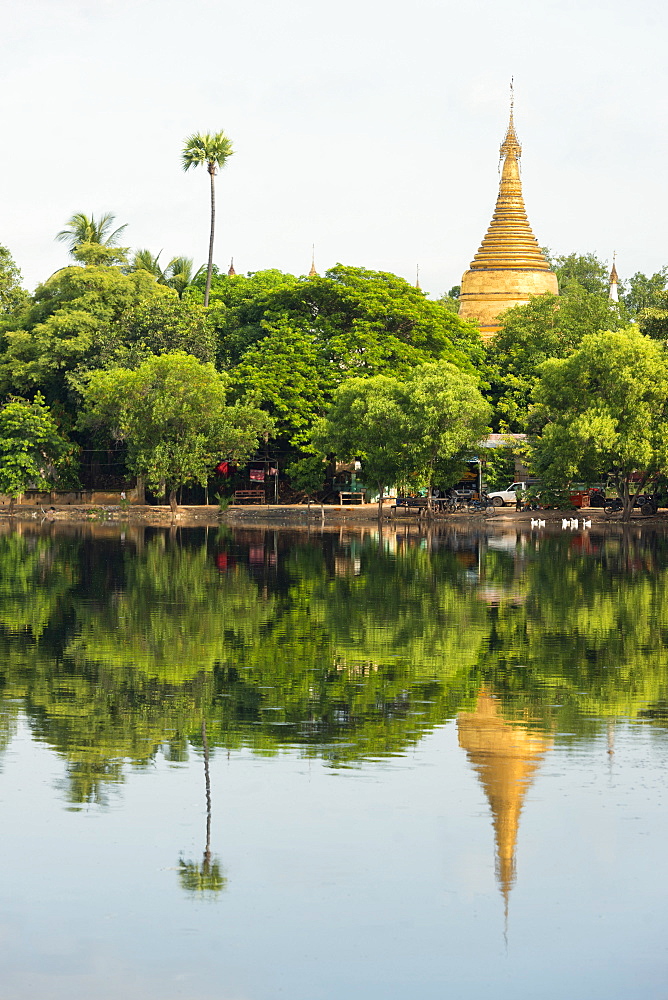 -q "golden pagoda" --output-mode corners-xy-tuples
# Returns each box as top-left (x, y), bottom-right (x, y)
(457, 691), (553, 916)
(459, 88), (558, 339)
